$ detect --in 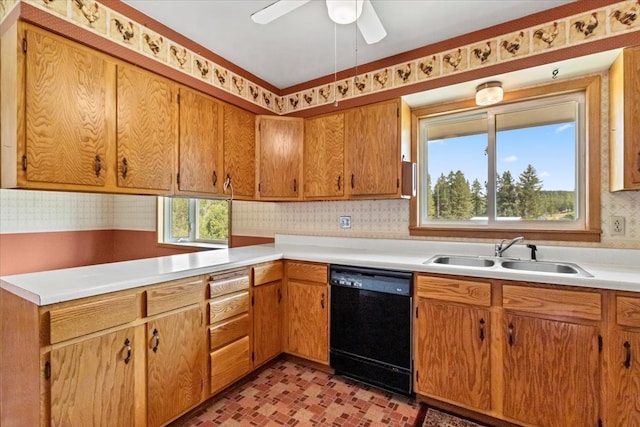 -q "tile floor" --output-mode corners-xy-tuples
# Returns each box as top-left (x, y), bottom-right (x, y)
(172, 358), (419, 427)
